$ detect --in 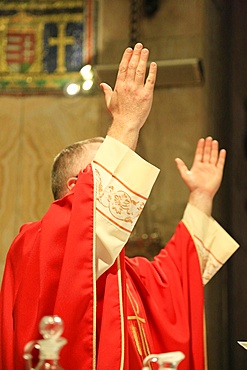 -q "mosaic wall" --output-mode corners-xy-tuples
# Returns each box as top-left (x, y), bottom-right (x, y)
(0, 0), (96, 94)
